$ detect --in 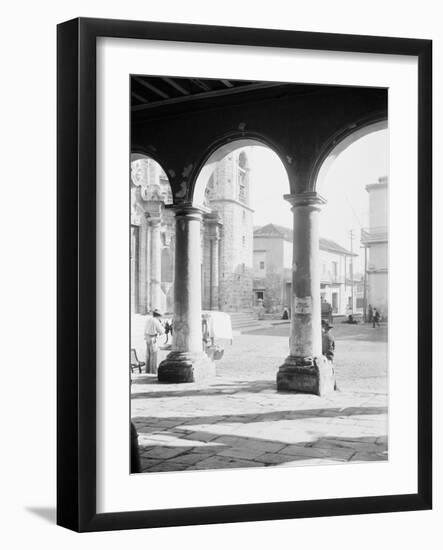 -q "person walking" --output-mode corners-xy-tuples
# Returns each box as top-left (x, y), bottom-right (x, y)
(144, 309), (165, 374)
(372, 307), (381, 328)
(367, 304), (373, 324)
(321, 297), (333, 325)
(321, 319), (335, 362)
